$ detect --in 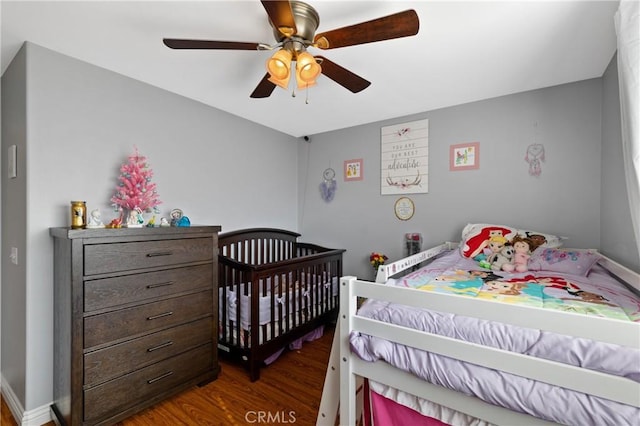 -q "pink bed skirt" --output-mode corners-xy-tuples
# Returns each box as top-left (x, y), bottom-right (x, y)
(364, 380), (448, 426)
